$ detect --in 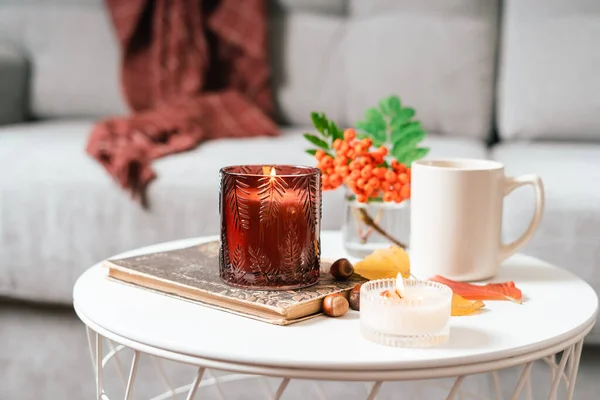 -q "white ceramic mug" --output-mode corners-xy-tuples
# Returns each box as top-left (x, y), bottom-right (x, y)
(410, 159), (544, 281)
